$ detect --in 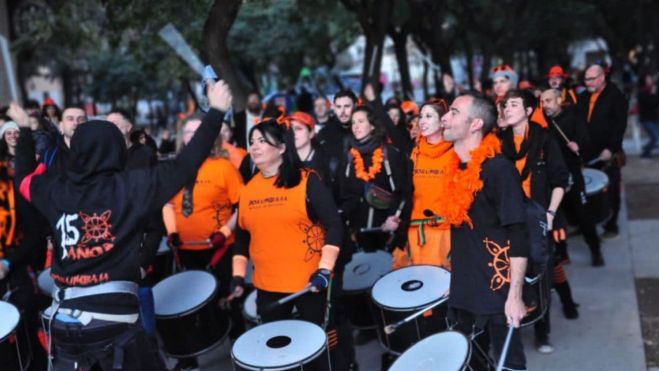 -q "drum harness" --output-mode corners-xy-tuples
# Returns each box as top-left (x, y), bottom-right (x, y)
(45, 280), (140, 371)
